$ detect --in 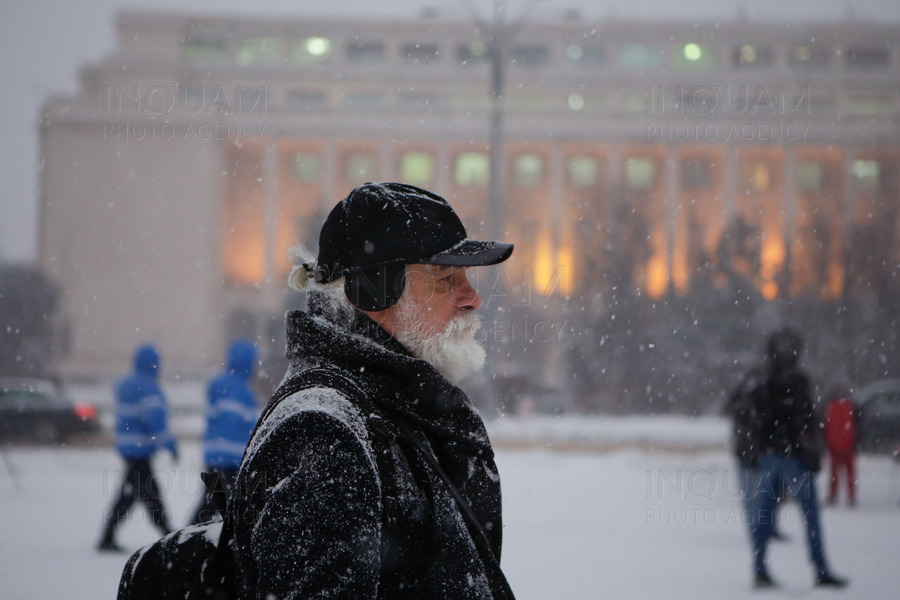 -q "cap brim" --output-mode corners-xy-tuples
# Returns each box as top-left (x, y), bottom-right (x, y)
(422, 240), (514, 267)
